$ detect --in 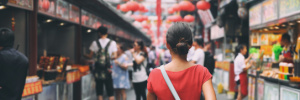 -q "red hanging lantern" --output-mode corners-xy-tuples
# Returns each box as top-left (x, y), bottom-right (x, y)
(139, 4), (145, 12)
(135, 15), (144, 22)
(142, 8), (149, 13)
(120, 4), (129, 12)
(116, 4), (121, 10)
(179, 1), (192, 11)
(183, 15), (195, 22)
(173, 15), (182, 22)
(187, 5), (195, 12)
(172, 4), (180, 12)
(42, 0), (50, 11)
(126, 1), (140, 11)
(168, 8), (175, 14)
(197, 1), (211, 10)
